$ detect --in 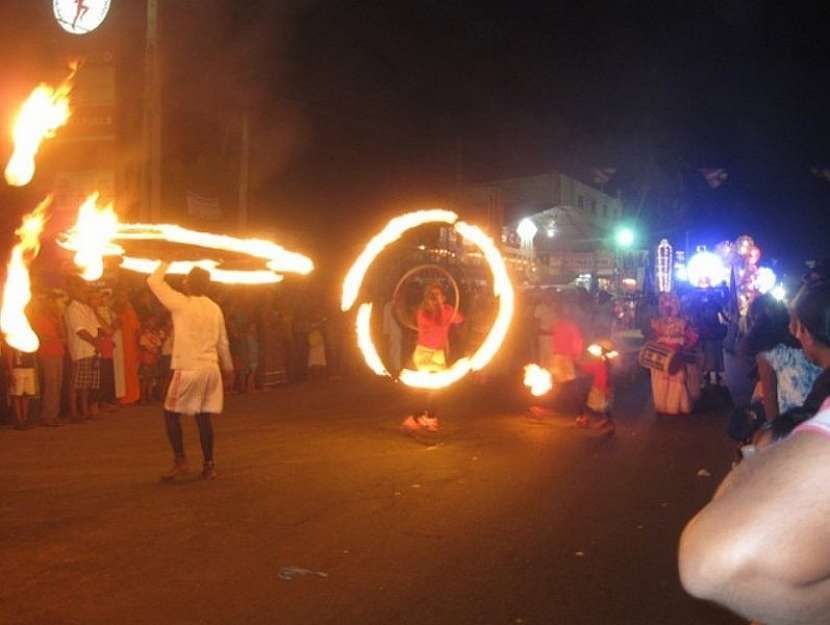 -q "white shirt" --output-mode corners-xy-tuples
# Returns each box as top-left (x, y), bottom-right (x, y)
(64, 300), (101, 361)
(147, 266), (233, 372)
